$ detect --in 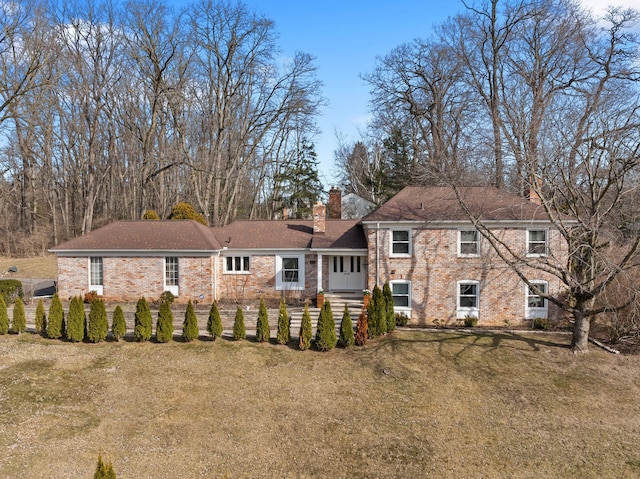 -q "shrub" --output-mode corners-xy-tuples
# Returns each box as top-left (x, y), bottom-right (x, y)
(233, 307), (246, 340)
(88, 297), (108, 343)
(383, 282), (396, 332)
(339, 304), (355, 347)
(355, 310), (368, 346)
(111, 305), (126, 341)
(142, 209), (160, 220)
(395, 312), (409, 326)
(47, 293), (65, 339)
(367, 285), (385, 337)
(34, 299), (46, 334)
(299, 303), (313, 351)
(84, 290), (99, 304)
(159, 290), (175, 306)
(66, 296), (86, 342)
(463, 315), (478, 327)
(0, 279), (23, 304)
(315, 300), (337, 351)
(255, 298), (270, 342)
(182, 300), (199, 342)
(133, 297), (152, 342)
(532, 317), (550, 330)
(155, 299), (174, 343)
(94, 454), (116, 479)
(206, 302), (223, 340)
(11, 297), (26, 334)
(276, 298), (290, 345)
(0, 295), (9, 335)
(169, 202), (207, 225)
